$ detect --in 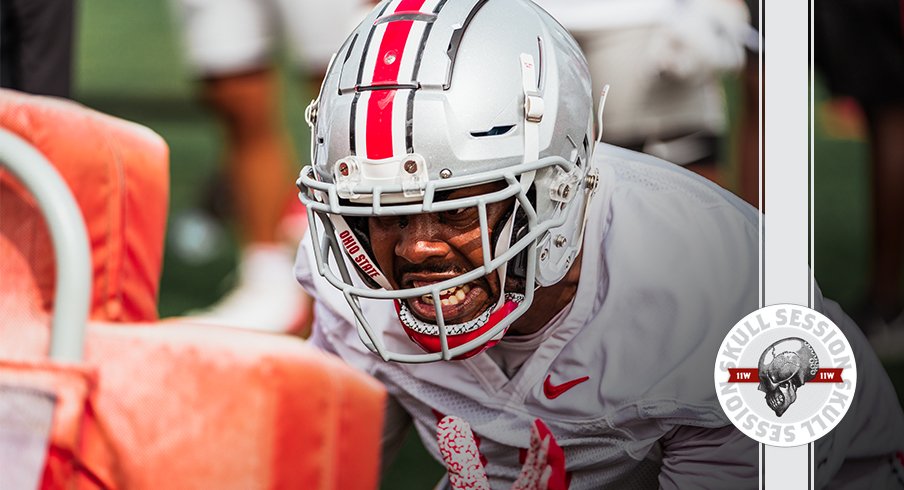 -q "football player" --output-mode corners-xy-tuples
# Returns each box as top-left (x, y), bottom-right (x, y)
(296, 0), (904, 487)
(170, 0), (368, 332)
